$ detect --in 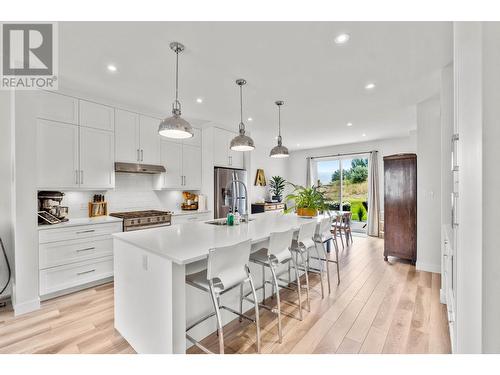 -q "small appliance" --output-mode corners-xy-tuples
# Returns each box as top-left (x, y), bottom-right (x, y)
(37, 191), (69, 225)
(181, 192), (198, 211)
